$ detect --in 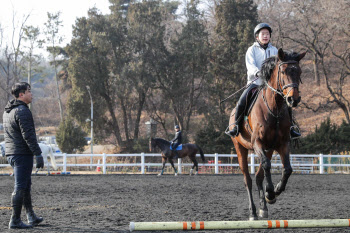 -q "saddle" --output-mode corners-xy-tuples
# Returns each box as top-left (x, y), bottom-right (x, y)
(170, 144), (183, 151)
(244, 87), (262, 135)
